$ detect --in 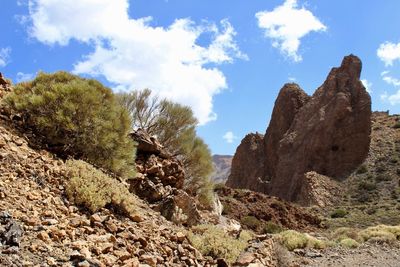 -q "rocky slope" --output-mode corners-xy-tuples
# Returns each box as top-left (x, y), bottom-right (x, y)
(227, 55), (371, 205)
(210, 155), (232, 184)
